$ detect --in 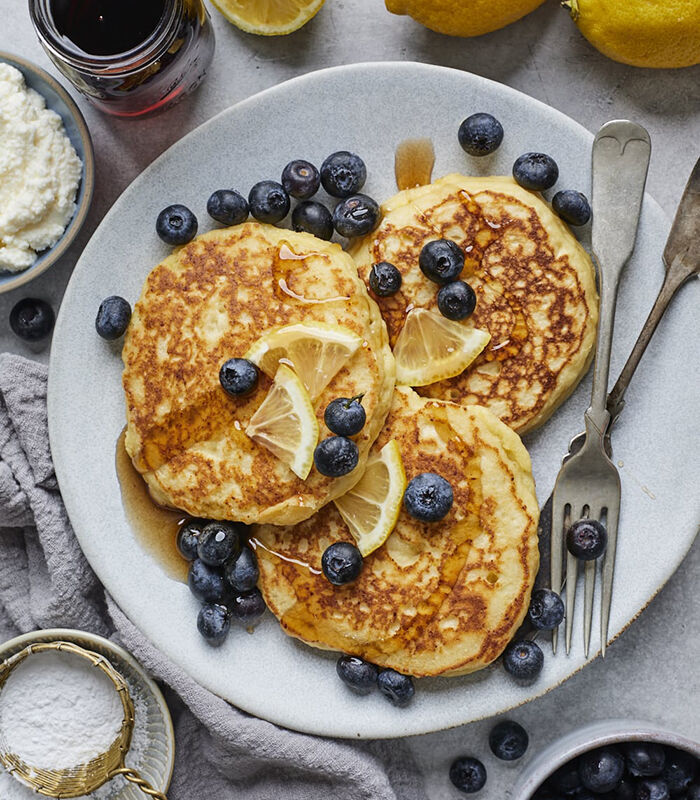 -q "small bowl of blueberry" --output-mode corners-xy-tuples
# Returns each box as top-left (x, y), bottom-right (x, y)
(512, 720), (700, 800)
